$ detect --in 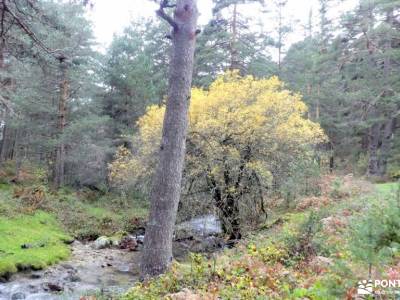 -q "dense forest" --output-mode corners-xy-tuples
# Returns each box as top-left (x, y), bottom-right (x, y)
(0, 0), (399, 299)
